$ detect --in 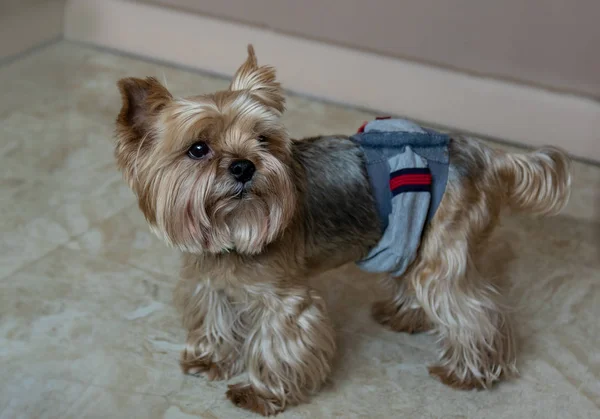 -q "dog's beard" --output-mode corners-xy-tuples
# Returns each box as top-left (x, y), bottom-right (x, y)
(147, 152), (295, 255)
